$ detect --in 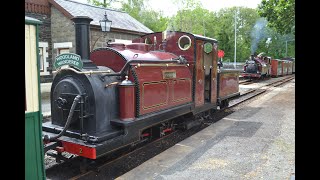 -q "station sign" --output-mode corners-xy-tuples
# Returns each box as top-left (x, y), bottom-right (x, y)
(54, 53), (83, 70)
